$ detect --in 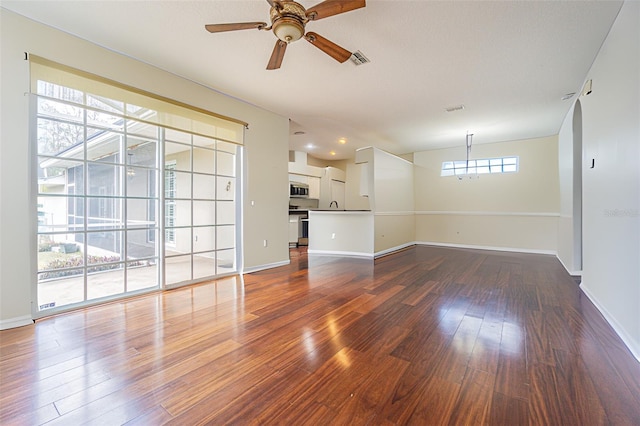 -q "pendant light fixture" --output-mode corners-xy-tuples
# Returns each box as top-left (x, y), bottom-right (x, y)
(458, 132), (479, 180)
